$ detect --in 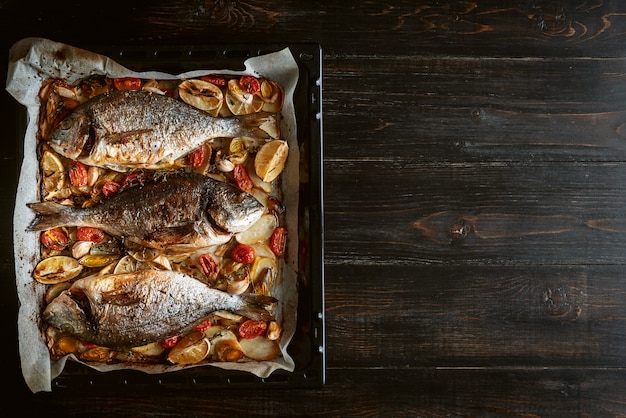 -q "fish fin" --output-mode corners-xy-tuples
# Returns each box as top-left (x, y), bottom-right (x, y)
(236, 112), (280, 140)
(100, 289), (142, 306)
(236, 294), (278, 321)
(27, 202), (76, 231)
(145, 224), (198, 246)
(107, 129), (154, 144)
